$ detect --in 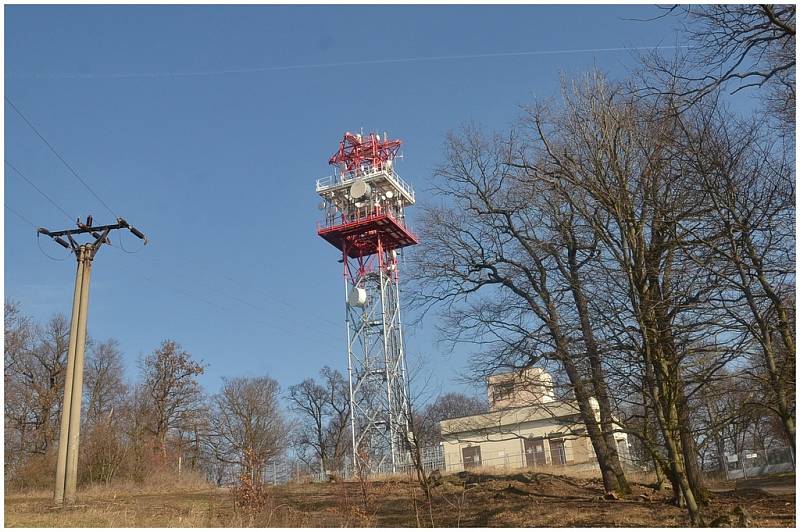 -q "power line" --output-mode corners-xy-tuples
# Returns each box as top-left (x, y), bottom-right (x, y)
(4, 105), (337, 336)
(6, 44), (692, 79)
(116, 249), (342, 334)
(5, 160), (75, 223)
(145, 276), (231, 312)
(116, 227), (146, 254)
(4, 97), (341, 354)
(203, 279), (342, 336)
(6, 98), (343, 342)
(5, 204), (75, 263)
(4, 203), (37, 228)
(114, 262), (341, 347)
(4, 204), (71, 260)
(5, 96), (119, 218)
(111, 248), (343, 339)
(224, 276), (342, 331)
(37, 235), (70, 262)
